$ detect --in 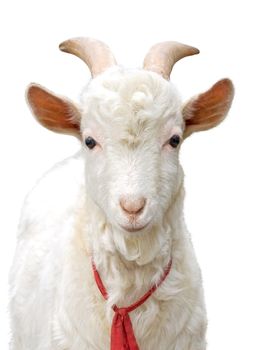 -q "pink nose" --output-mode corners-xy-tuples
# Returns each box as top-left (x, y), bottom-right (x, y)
(120, 197), (146, 216)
